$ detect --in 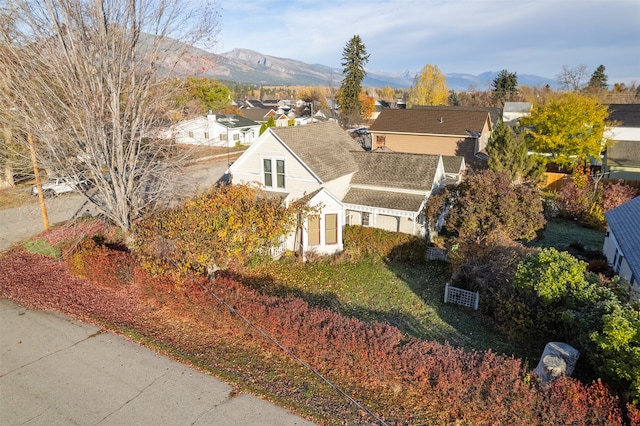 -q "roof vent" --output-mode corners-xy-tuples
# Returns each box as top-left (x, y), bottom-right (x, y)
(438, 117), (443, 123)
